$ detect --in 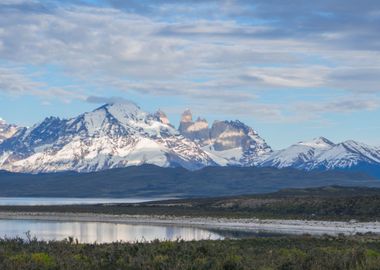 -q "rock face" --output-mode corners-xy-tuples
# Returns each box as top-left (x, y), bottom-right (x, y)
(0, 102), (217, 173)
(178, 109), (210, 144)
(206, 120), (272, 165)
(178, 110), (272, 166)
(152, 110), (171, 126)
(0, 119), (19, 143)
